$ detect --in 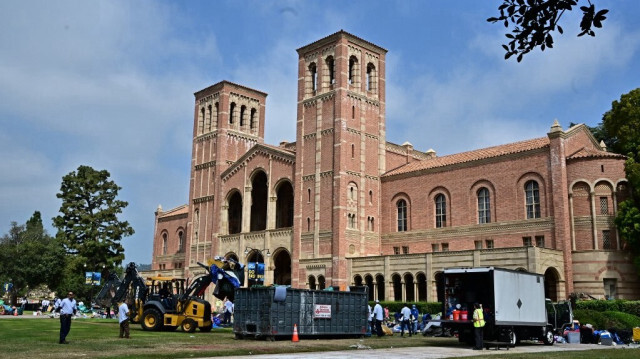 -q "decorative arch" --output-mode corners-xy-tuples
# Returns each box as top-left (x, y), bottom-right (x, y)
(392, 273), (402, 301)
(226, 190), (243, 234)
(272, 247), (291, 285)
(365, 274), (375, 301)
(250, 170), (268, 232)
(275, 180), (294, 228)
(517, 172), (547, 219)
(375, 274), (385, 301)
(353, 274), (363, 287)
(544, 267), (561, 301)
(429, 186), (452, 228)
(403, 272), (415, 302)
